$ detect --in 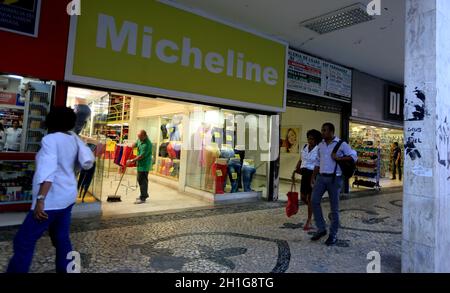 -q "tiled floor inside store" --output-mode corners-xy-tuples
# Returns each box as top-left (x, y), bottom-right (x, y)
(100, 173), (211, 217)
